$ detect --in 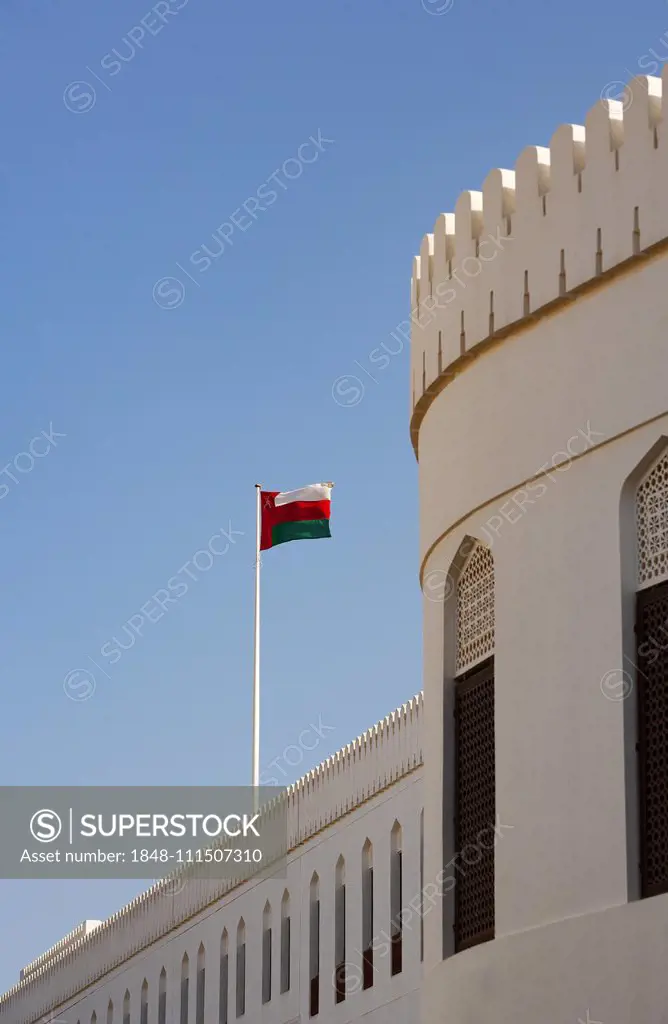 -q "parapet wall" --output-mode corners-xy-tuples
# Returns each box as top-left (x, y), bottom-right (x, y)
(410, 70), (668, 455)
(19, 922), (102, 982)
(0, 694), (423, 1024)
